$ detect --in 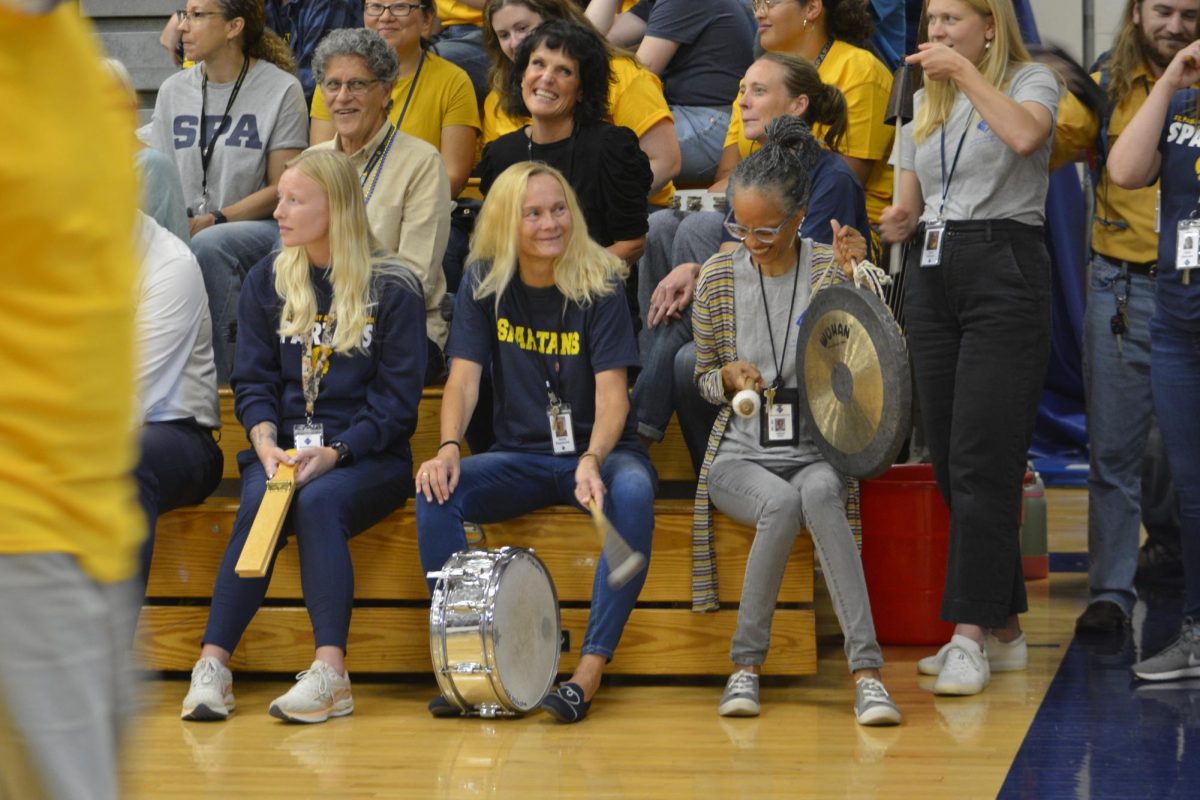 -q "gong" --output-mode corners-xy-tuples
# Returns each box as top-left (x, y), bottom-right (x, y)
(796, 283), (911, 479)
